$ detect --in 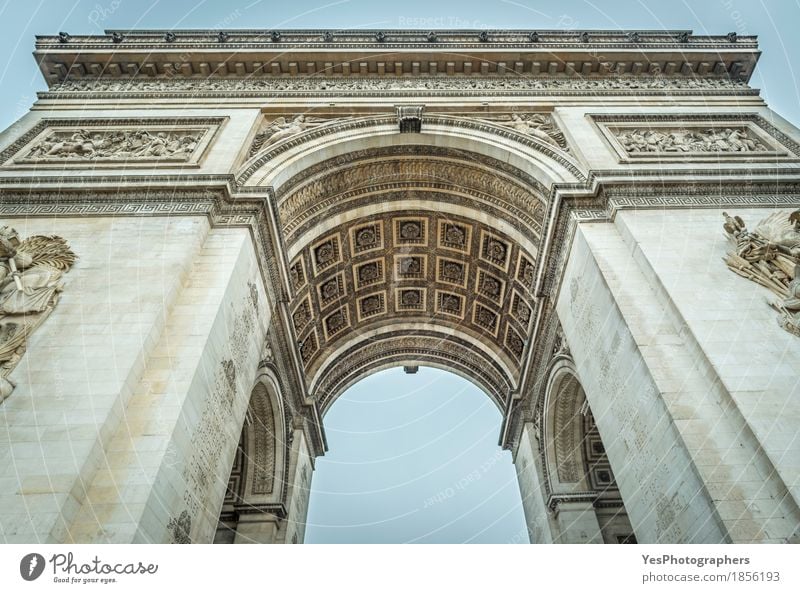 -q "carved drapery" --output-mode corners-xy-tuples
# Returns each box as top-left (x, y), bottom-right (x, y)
(723, 209), (800, 336)
(0, 227), (76, 403)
